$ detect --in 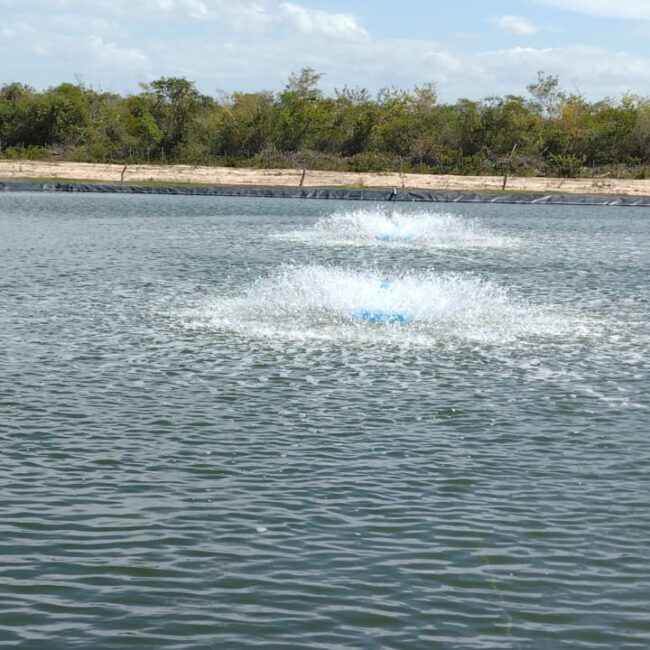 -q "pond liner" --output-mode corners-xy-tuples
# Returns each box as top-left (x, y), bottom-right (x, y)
(2, 179), (650, 207)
